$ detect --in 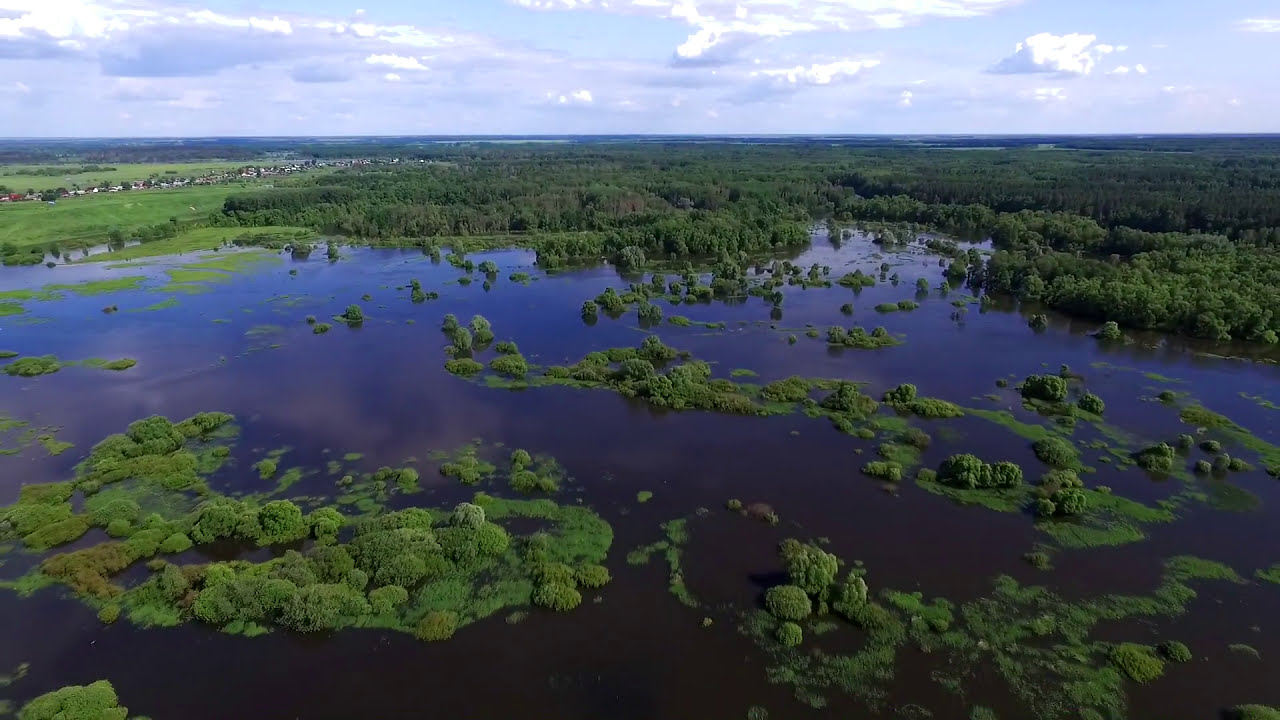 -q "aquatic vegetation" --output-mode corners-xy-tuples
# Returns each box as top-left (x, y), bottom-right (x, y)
(488, 353), (529, 378)
(1230, 643), (1262, 660)
(17, 679), (133, 720)
(937, 454), (1023, 489)
(1109, 643), (1164, 683)
(1021, 374), (1069, 402)
(312, 323), (331, 334)
(3, 356), (61, 376)
(776, 621), (803, 646)
(764, 585), (812, 621)
(1096, 321), (1124, 342)
(445, 358), (484, 376)
(1078, 392), (1105, 414)
(825, 325), (900, 350)
(1032, 436), (1080, 469)
(1159, 640), (1192, 662)
(81, 358), (137, 371)
(338, 305), (364, 325)
(1227, 706), (1280, 720)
